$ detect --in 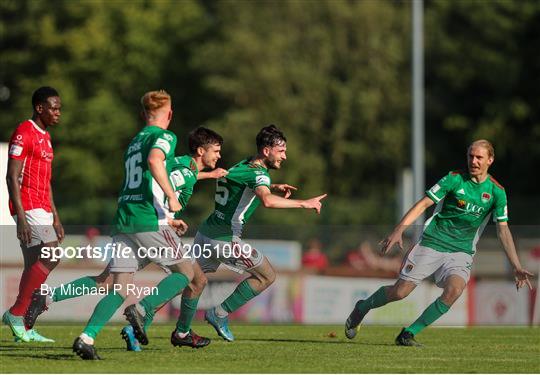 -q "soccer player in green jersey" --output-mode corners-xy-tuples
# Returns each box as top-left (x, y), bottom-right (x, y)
(26, 127), (225, 351)
(345, 140), (534, 346)
(72, 90), (194, 360)
(121, 126), (226, 350)
(168, 124), (327, 342)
